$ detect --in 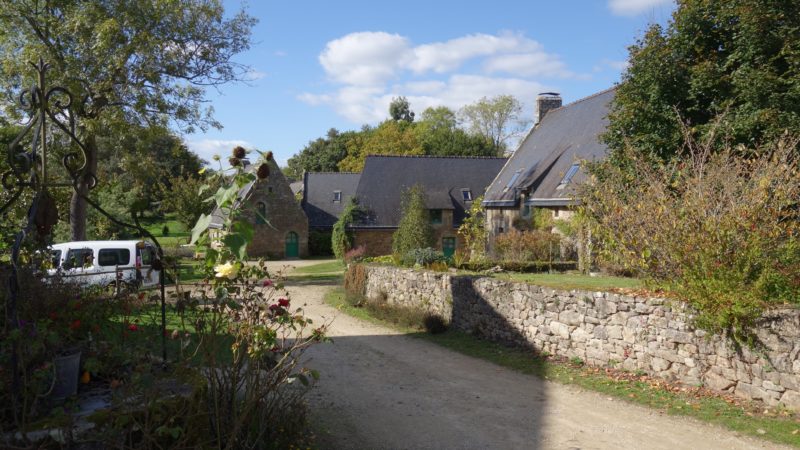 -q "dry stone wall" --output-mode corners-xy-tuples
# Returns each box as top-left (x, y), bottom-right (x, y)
(361, 264), (800, 410)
